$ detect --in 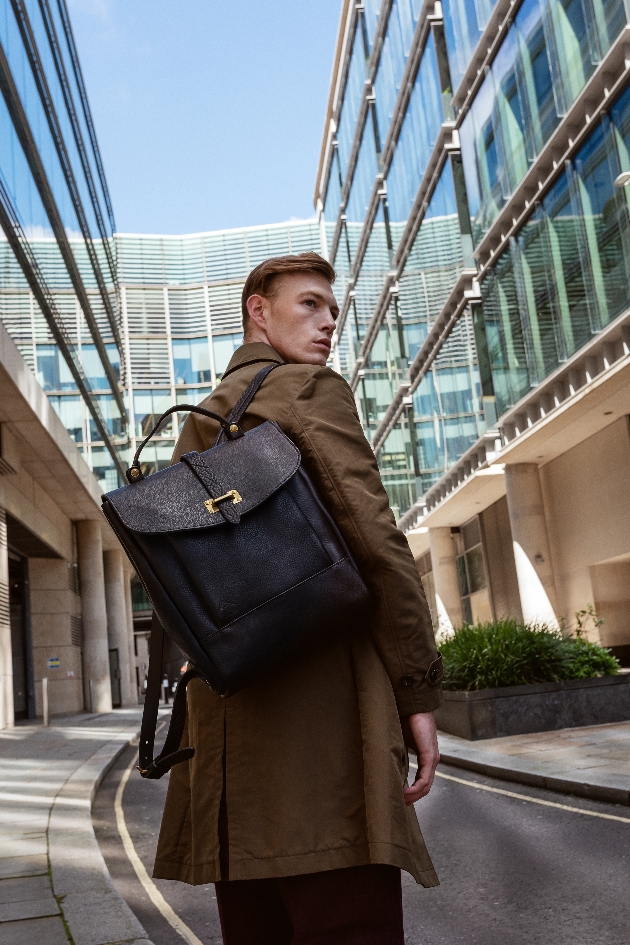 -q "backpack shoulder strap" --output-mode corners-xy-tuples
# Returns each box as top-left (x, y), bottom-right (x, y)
(214, 362), (281, 447)
(137, 613), (196, 780)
